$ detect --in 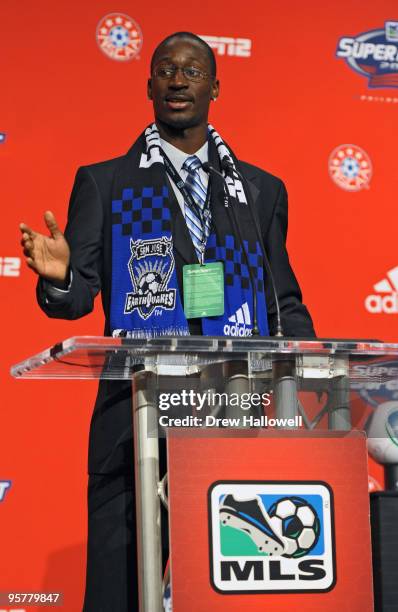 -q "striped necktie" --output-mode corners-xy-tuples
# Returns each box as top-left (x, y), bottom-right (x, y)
(183, 155), (211, 261)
